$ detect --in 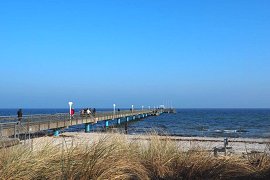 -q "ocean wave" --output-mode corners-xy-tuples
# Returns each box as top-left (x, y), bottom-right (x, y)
(214, 129), (222, 133)
(224, 130), (237, 133)
(237, 129), (249, 133)
(213, 129), (248, 134)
